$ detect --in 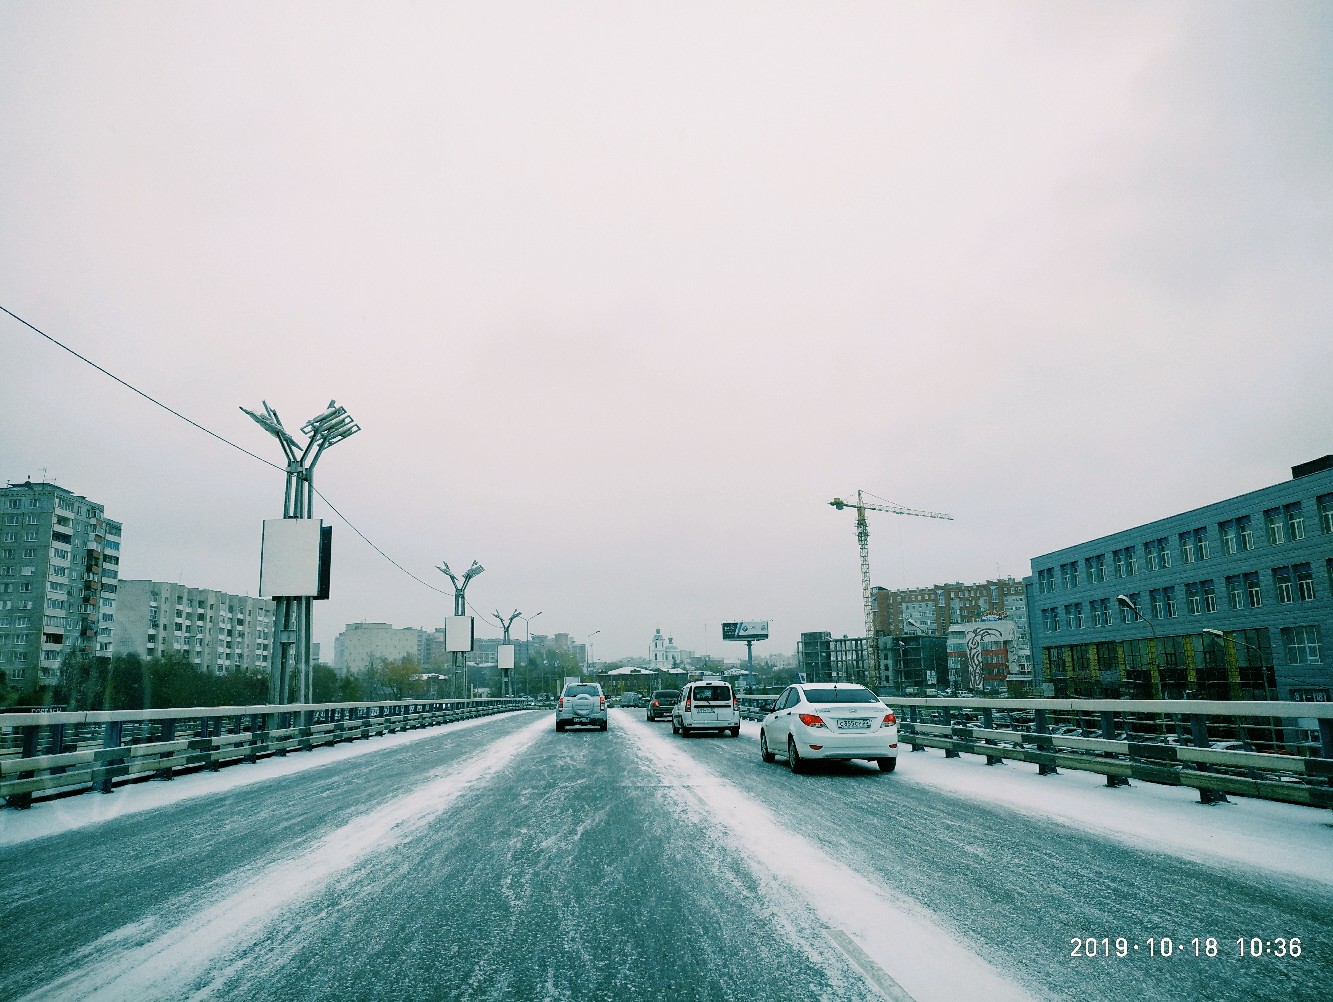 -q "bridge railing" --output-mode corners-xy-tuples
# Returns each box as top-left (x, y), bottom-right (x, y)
(0, 698), (525, 809)
(882, 696), (1333, 809)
